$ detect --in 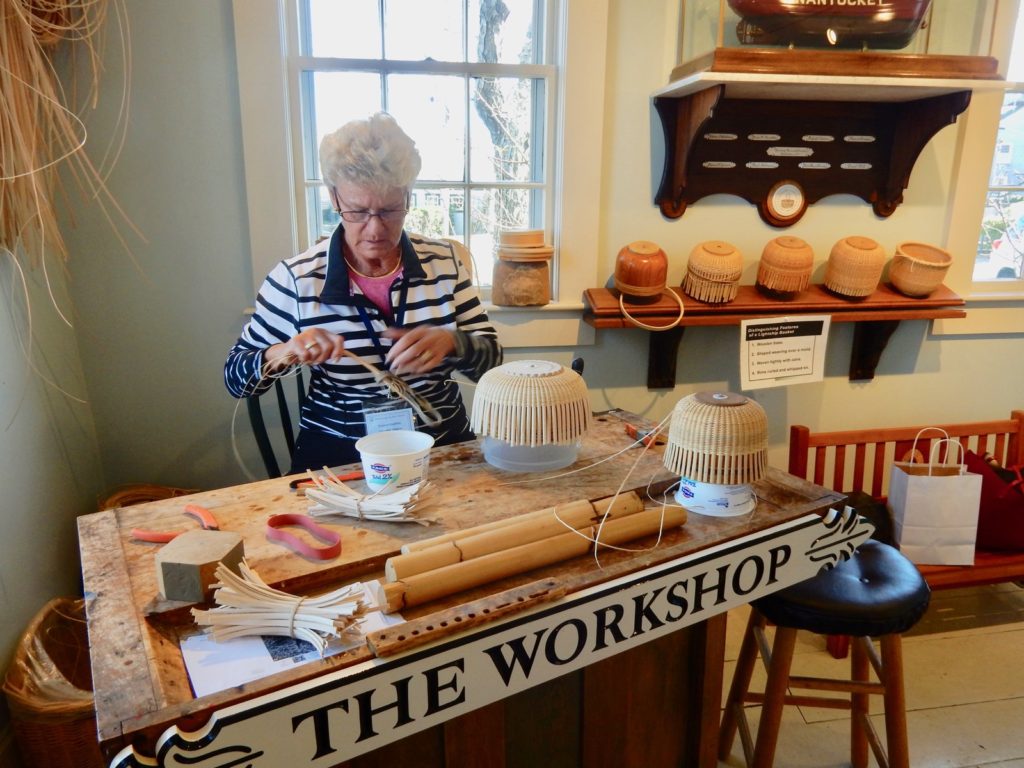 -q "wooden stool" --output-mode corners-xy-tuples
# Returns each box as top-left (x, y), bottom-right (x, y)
(719, 539), (931, 768)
